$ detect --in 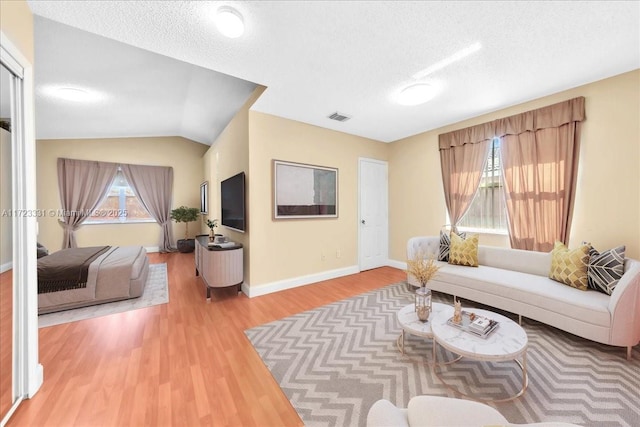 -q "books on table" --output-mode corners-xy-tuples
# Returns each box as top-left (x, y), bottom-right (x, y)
(469, 317), (492, 334)
(446, 311), (499, 338)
